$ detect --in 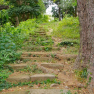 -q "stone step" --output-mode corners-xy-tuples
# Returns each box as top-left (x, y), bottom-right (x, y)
(56, 54), (77, 61)
(35, 31), (46, 33)
(22, 46), (60, 51)
(5, 89), (68, 94)
(7, 74), (30, 83)
(30, 74), (55, 81)
(9, 64), (27, 70)
(30, 34), (46, 37)
(33, 33), (46, 36)
(21, 57), (52, 61)
(21, 52), (60, 56)
(7, 74), (55, 83)
(34, 62), (59, 75)
(41, 63), (64, 69)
